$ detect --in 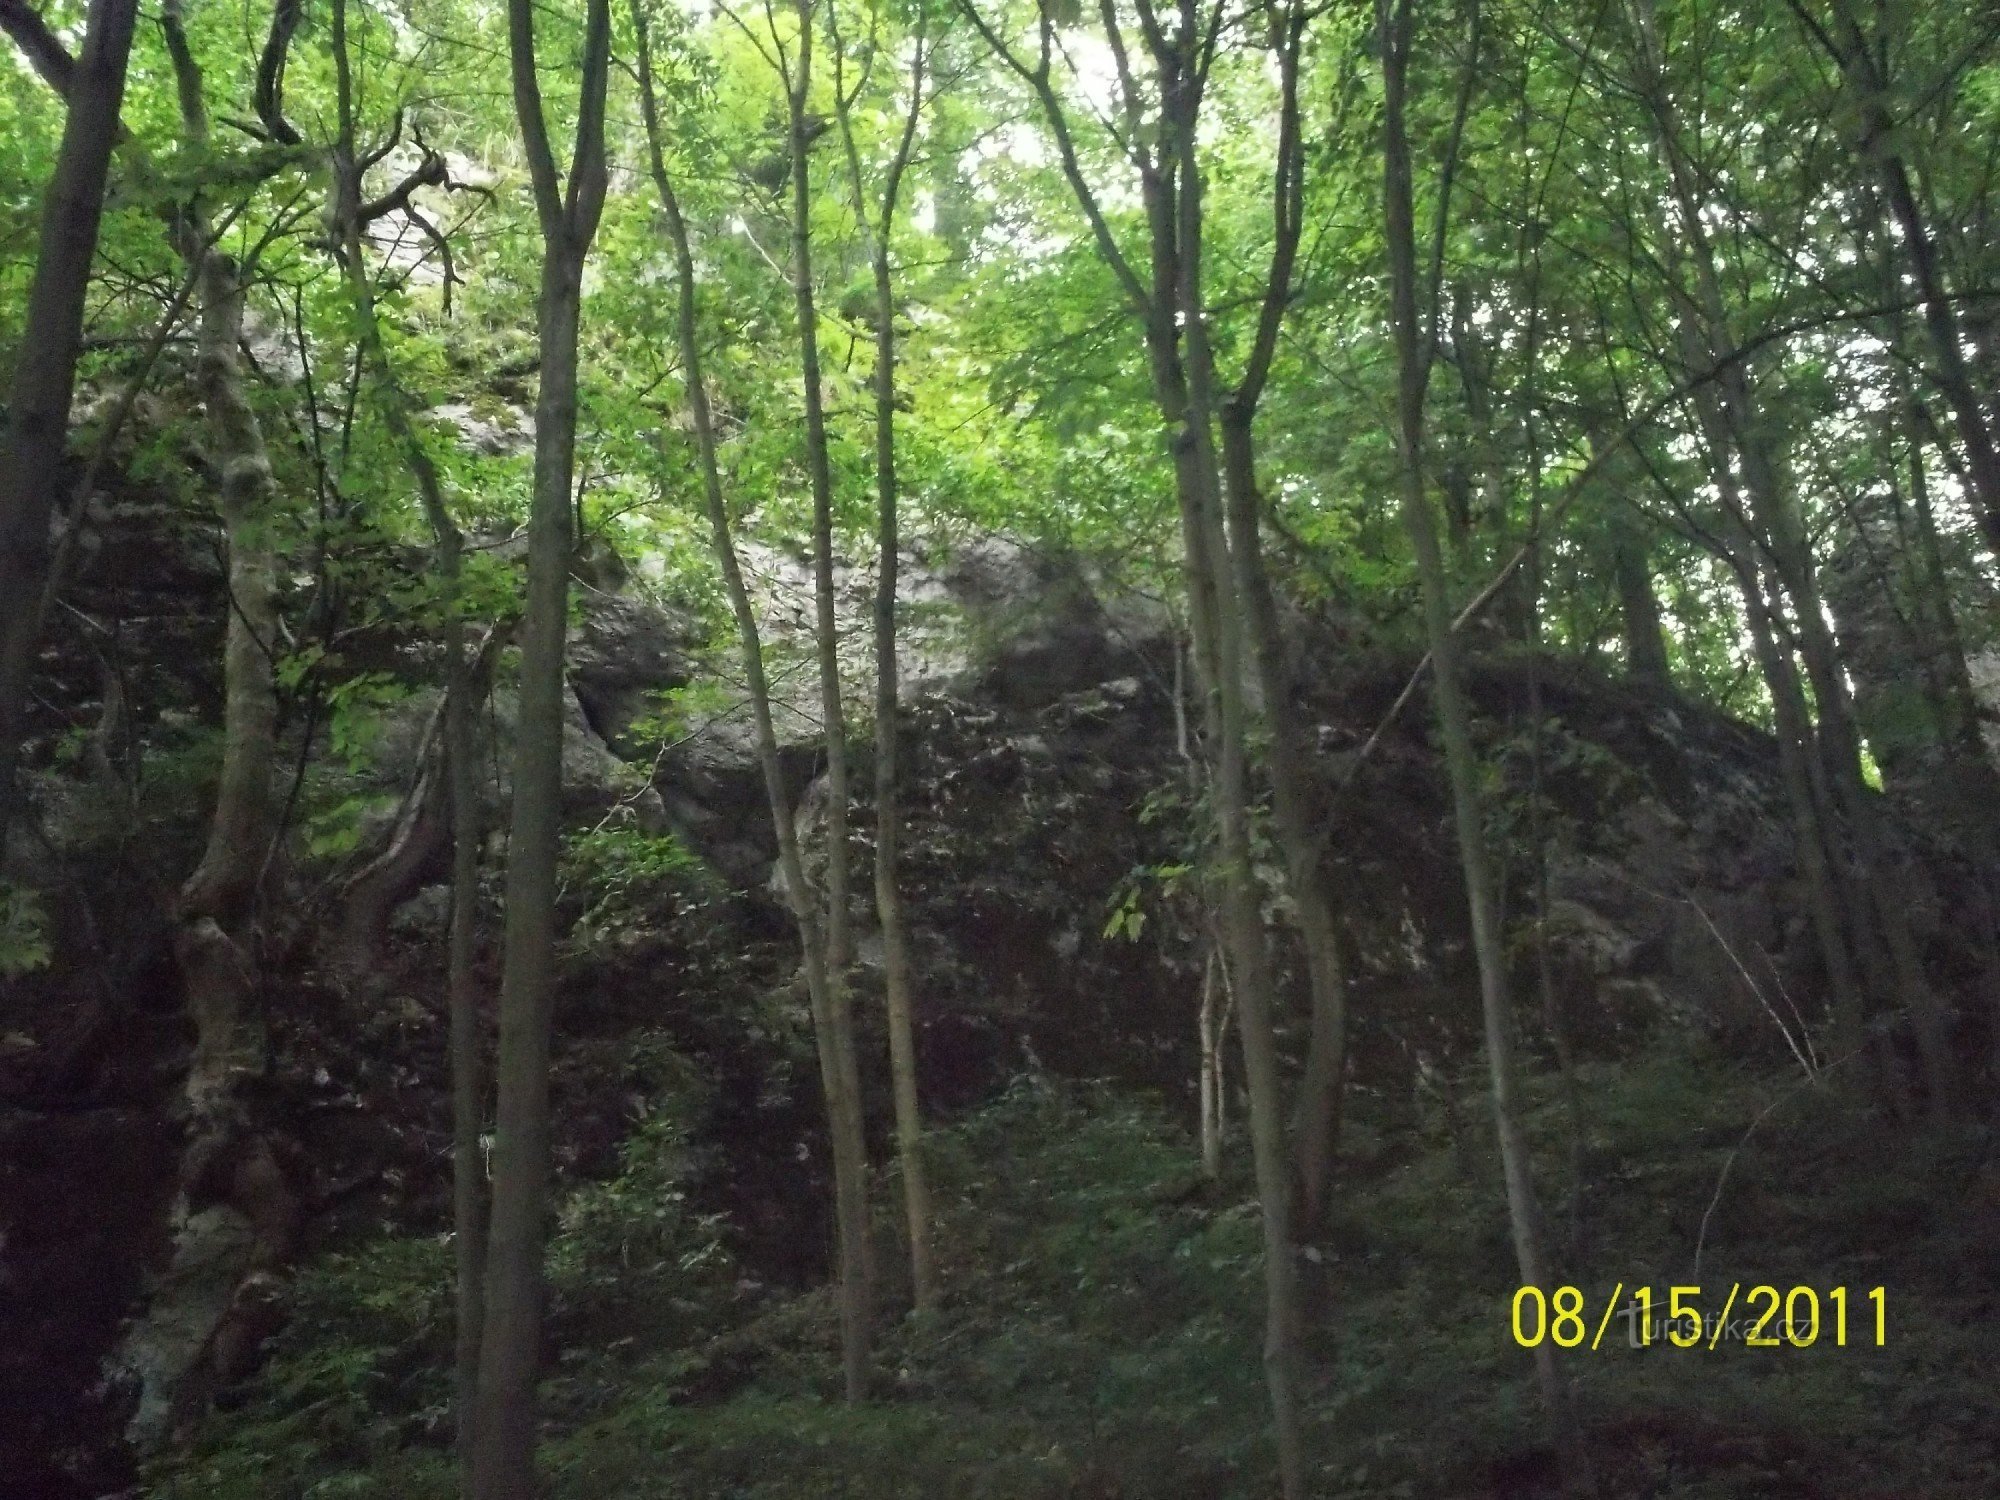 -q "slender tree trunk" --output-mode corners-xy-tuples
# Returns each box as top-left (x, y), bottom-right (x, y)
(1169, 62), (1307, 1500)
(445, 659), (485, 1498)
(469, 243), (578, 1500)
(785, 0), (851, 975)
(1757, 477), (1951, 1108)
(325, 6), (485, 1479)
(1449, 289), (1532, 633)
(1208, 0), (1352, 1248)
(1198, 947), (1224, 1179)
(0, 0), (138, 855)
(1819, 391), (1956, 790)
(1378, 1), (1591, 1488)
(640, 2), (870, 1392)
(471, 2), (611, 1493)
(1180, 656), (1229, 1183)
(1522, 467), (1586, 1254)
(1182, 430), (1307, 1500)
(1609, 510), (1671, 686)
(113, 5), (298, 1447)
(1217, 407), (1350, 1246)
(1820, 0), (2000, 565)
(871, 494), (937, 1313)
(1197, 943), (1236, 1180)
(1788, 610), (1946, 1099)
(782, 0), (874, 1393)
(1202, 0), (1350, 1250)
(958, 0), (1311, 1480)
(162, 3), (282, 1132)
(177, 246), (282, 937)
(832, 9), (936, 1314)
(1638, 261), (1874, 1059)
(1794, 602), (1959, 1118)
(1628, 0), (1958, 1118)
(1901, 412), (1982, 761)
(863, 76), (938, 1320)
(1743, 570), (1869, 1054)
(1889, 404), (2000, 1044)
